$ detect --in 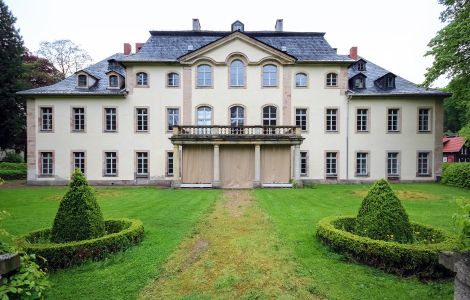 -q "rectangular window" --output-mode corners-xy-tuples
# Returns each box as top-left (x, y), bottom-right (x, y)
(136, 152), (149, 177)
(326, 108), (338, 132)
(356, 152), (369, 176)
(417, 152), (431, 176)
(300, 151), (308, 176)
(167, 108), (179, 131)
(418, 108), (431, 132)
(167, 151), (174, 176)
(356, 108), (369, 132)
(40, 107), (53, 131)
(325, 152), (338, 177)
(136, 108), (148, 132)
(295, 108), (308, 131)
(40, 152), (53, 175)
(73, 151), (85, 174)
(104, 152), (117, 176)
(387, 108), (399, 132)
(104, 107), (117, 132)
(387, 152), (399, 177)
(72, 107), (85, 132)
